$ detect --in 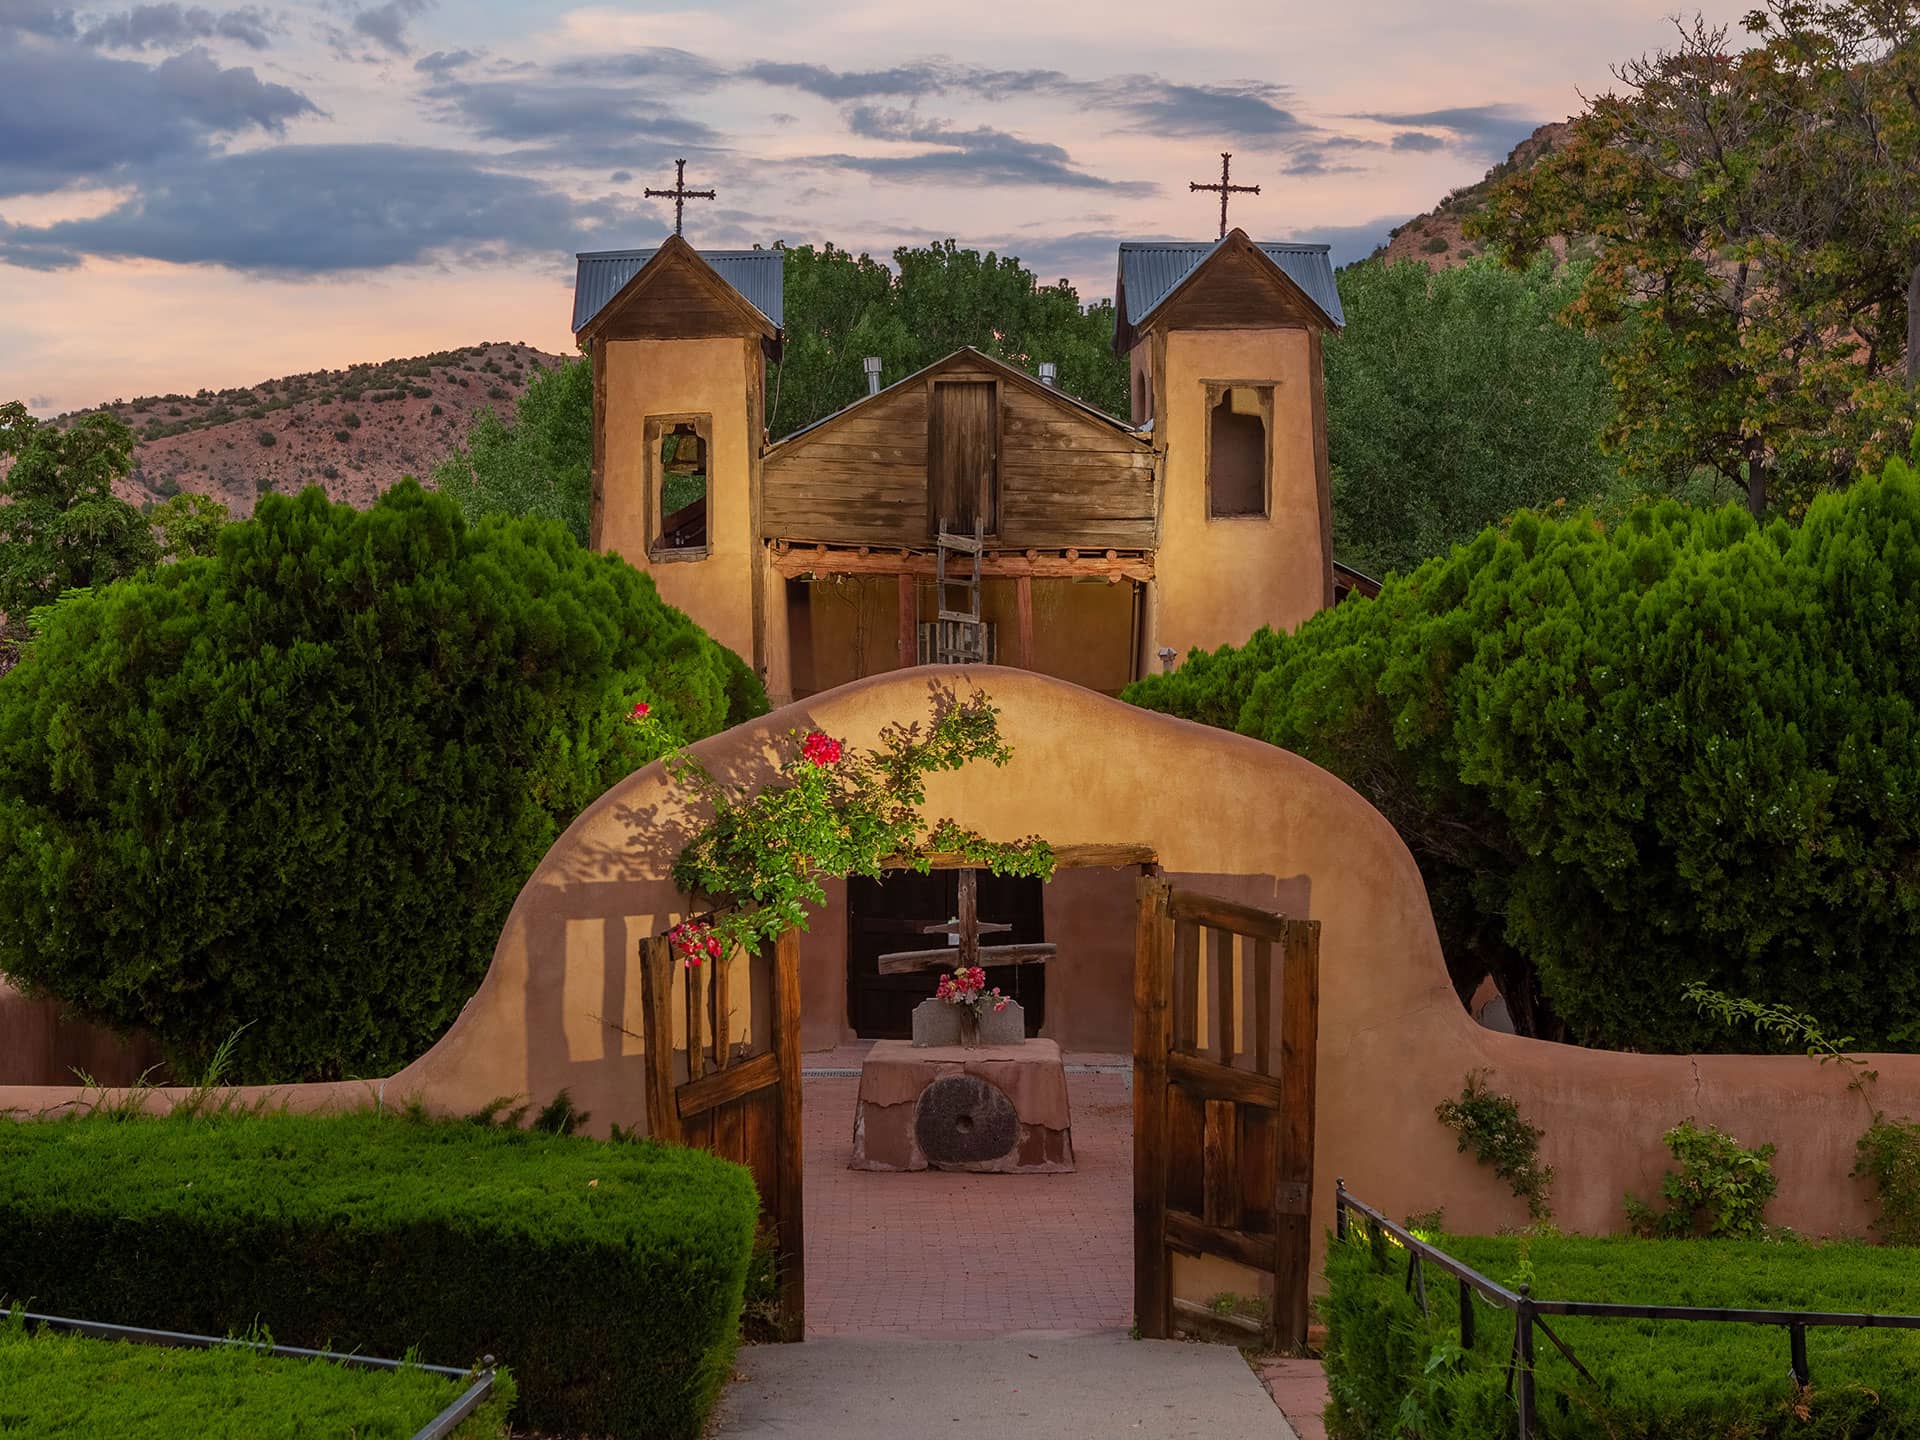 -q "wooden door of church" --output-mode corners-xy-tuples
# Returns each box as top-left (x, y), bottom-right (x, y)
(928, 380), (997, 536)
(638, 927), (804, 1340)
(1132, 877), (1321, 1349)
